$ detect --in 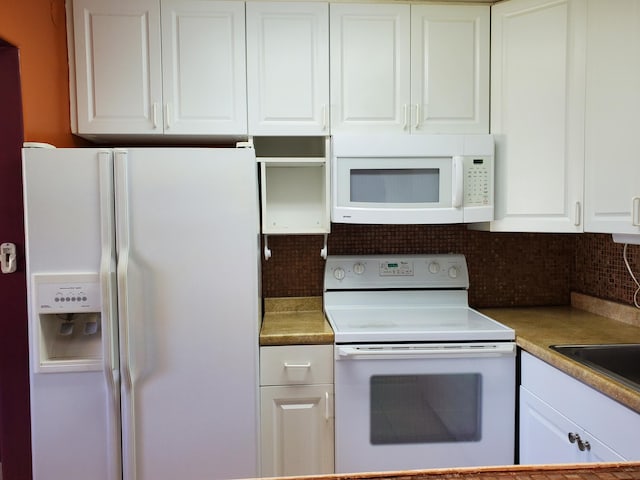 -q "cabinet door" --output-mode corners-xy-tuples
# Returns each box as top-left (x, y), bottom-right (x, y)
(161, 0), (247, 135)
(584, 0), (640, 235)
(489, 0), (586, 232)
(247, 2), (329, 135)
(520, 386), (582, 464)
(521, 351), (640, 462)
(410, 5), (489, 134)
(260, 384), (334, 477)
(72, 0), (163, 135)
(520, 387), (625, 464)
(330, 3), (410, 134)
